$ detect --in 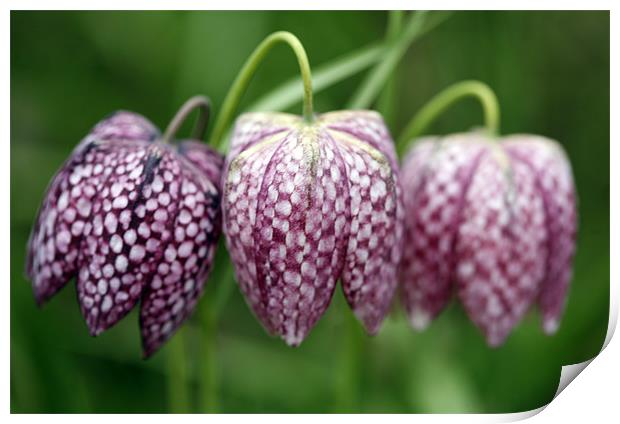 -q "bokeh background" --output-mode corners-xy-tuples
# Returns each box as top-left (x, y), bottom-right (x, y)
(10, 11), (609, 413)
